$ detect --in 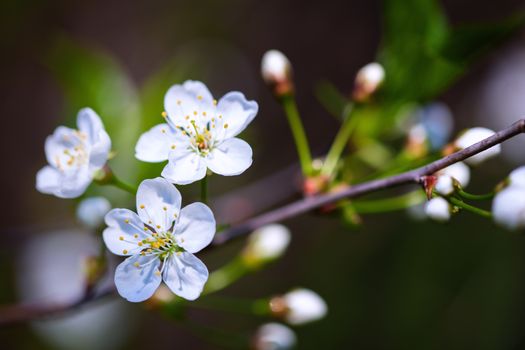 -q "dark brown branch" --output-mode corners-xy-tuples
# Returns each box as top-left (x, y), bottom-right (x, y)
(0, 119), (523, 327)
(213, 119), (525, 244)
